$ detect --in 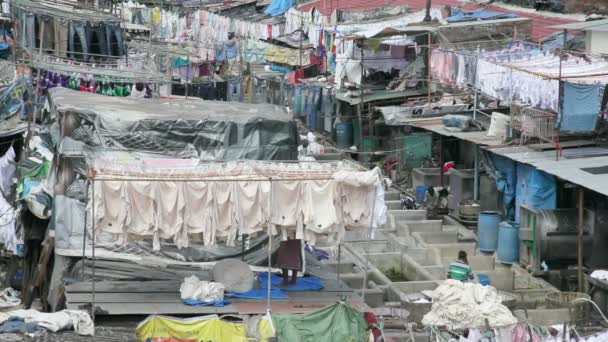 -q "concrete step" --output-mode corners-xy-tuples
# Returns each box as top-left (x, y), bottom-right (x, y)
(386, 200), (402, 210)
(385, 191), (401, 201)
(389, 210), (426, 221)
